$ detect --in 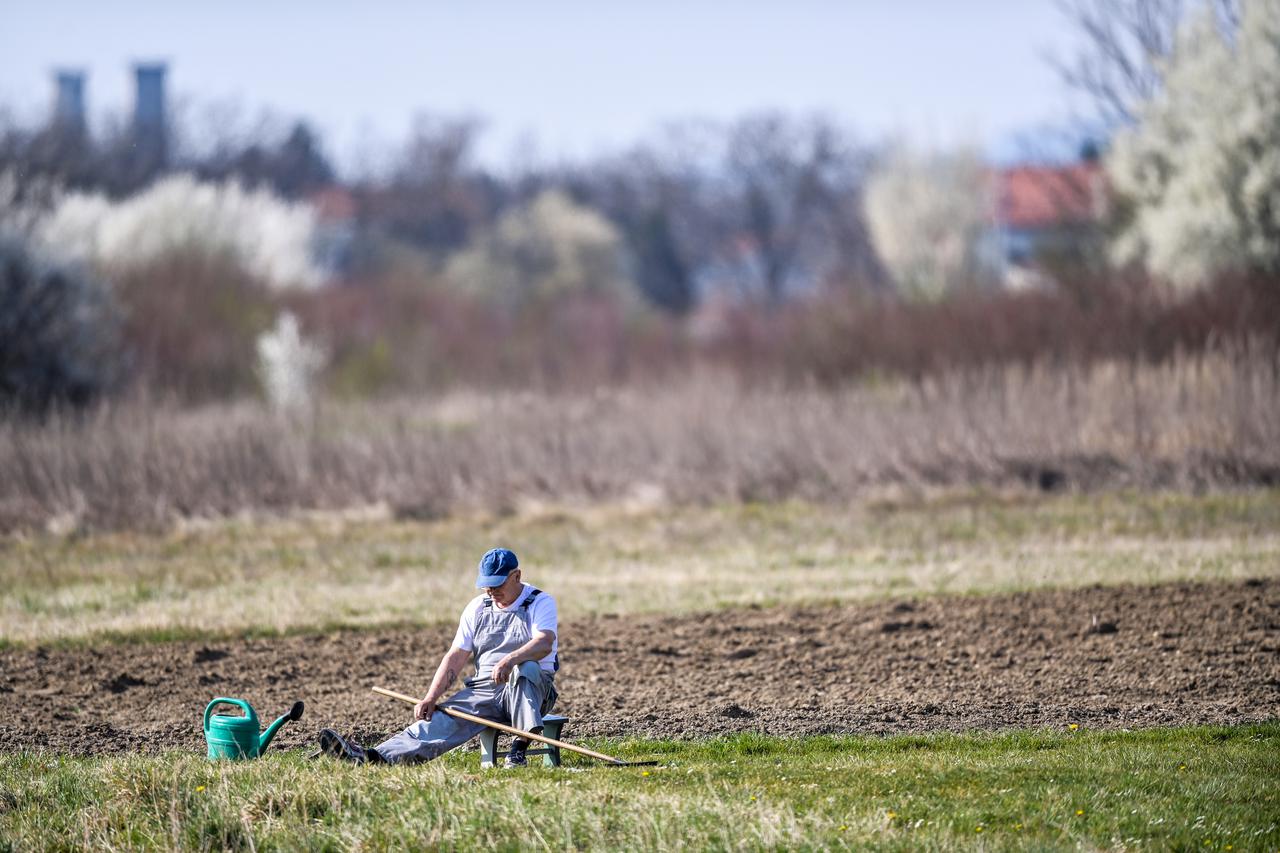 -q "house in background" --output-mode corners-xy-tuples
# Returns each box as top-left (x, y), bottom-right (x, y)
(990, 158), (1108, 288)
